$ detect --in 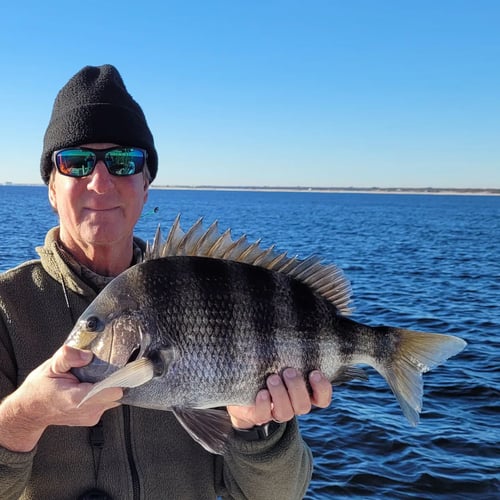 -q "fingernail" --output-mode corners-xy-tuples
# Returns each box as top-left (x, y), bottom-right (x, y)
(79, 350), (93, 362)
(257, 390), (270, 402)
(284, 368), (297, 379)
(268, 374), (281, 387)
(310, 370), (322, 383)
